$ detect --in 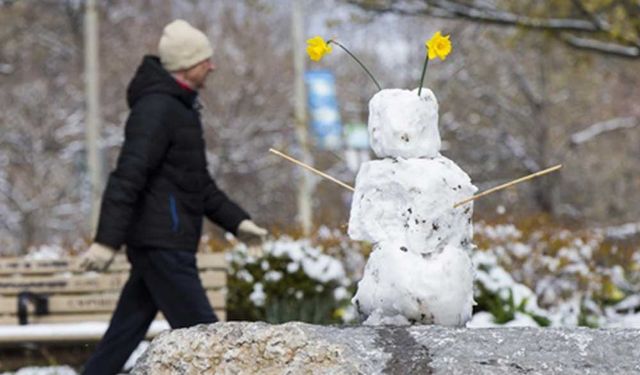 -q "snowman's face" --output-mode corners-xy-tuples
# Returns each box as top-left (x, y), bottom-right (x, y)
(368, 88), (441, 159)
